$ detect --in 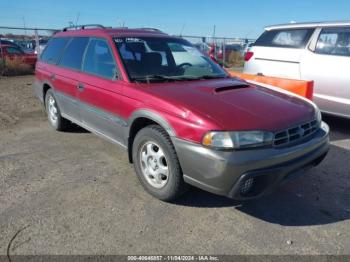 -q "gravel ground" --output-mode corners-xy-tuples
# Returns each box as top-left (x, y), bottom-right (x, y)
(0, 75), (349, 255)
